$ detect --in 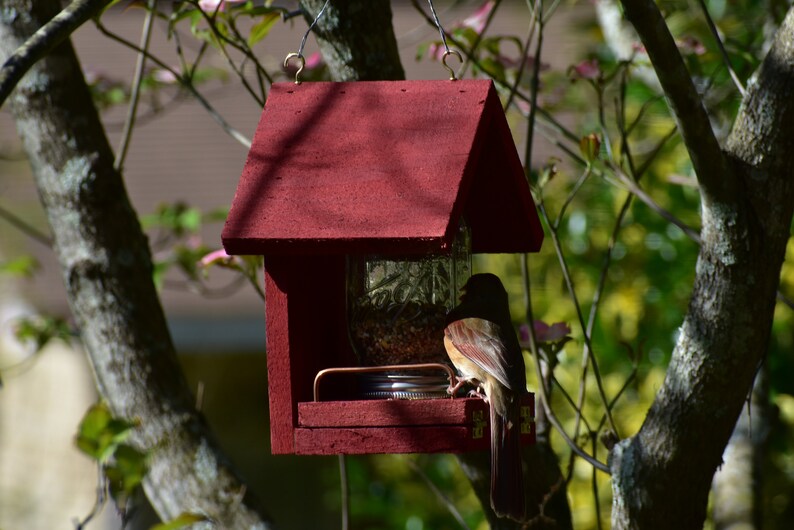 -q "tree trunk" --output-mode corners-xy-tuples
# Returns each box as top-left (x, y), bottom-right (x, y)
(299, 0), (405, 81)
(711, 368), (770, 530)
(610, 5), (794, 529)
(0, 1), (273, 527)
